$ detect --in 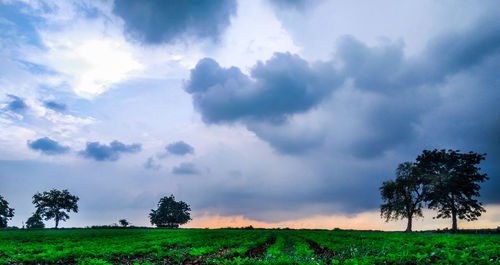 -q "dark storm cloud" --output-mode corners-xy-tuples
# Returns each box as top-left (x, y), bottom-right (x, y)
(166, 141), (194, 155)
(334, 16), (500, 158)
(408, 16), (500, 85)
(27, 137), (70, 155)
(43, 100), (67, 112)
(188, 162), (390, 221)
(79, 140), (141, 162)
(185, 52), (342, 124)
(112, 0), (237, 44)
(336, 16), (500, 93)
(5, 94), (27, 112)
(247, 122), (325, 154)
(185, 15), (500, 160)
(335, 37), (405, 93)
(172, 162), (200, 175)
